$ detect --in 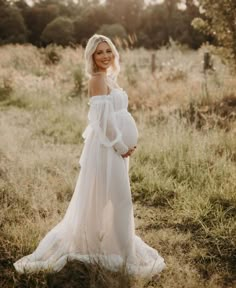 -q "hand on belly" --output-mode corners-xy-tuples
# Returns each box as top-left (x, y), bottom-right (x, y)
(119, 113), (138, 149)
